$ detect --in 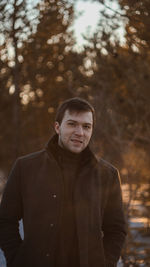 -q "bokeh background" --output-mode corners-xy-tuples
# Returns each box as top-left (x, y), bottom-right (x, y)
(0, 0), (150, 266)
